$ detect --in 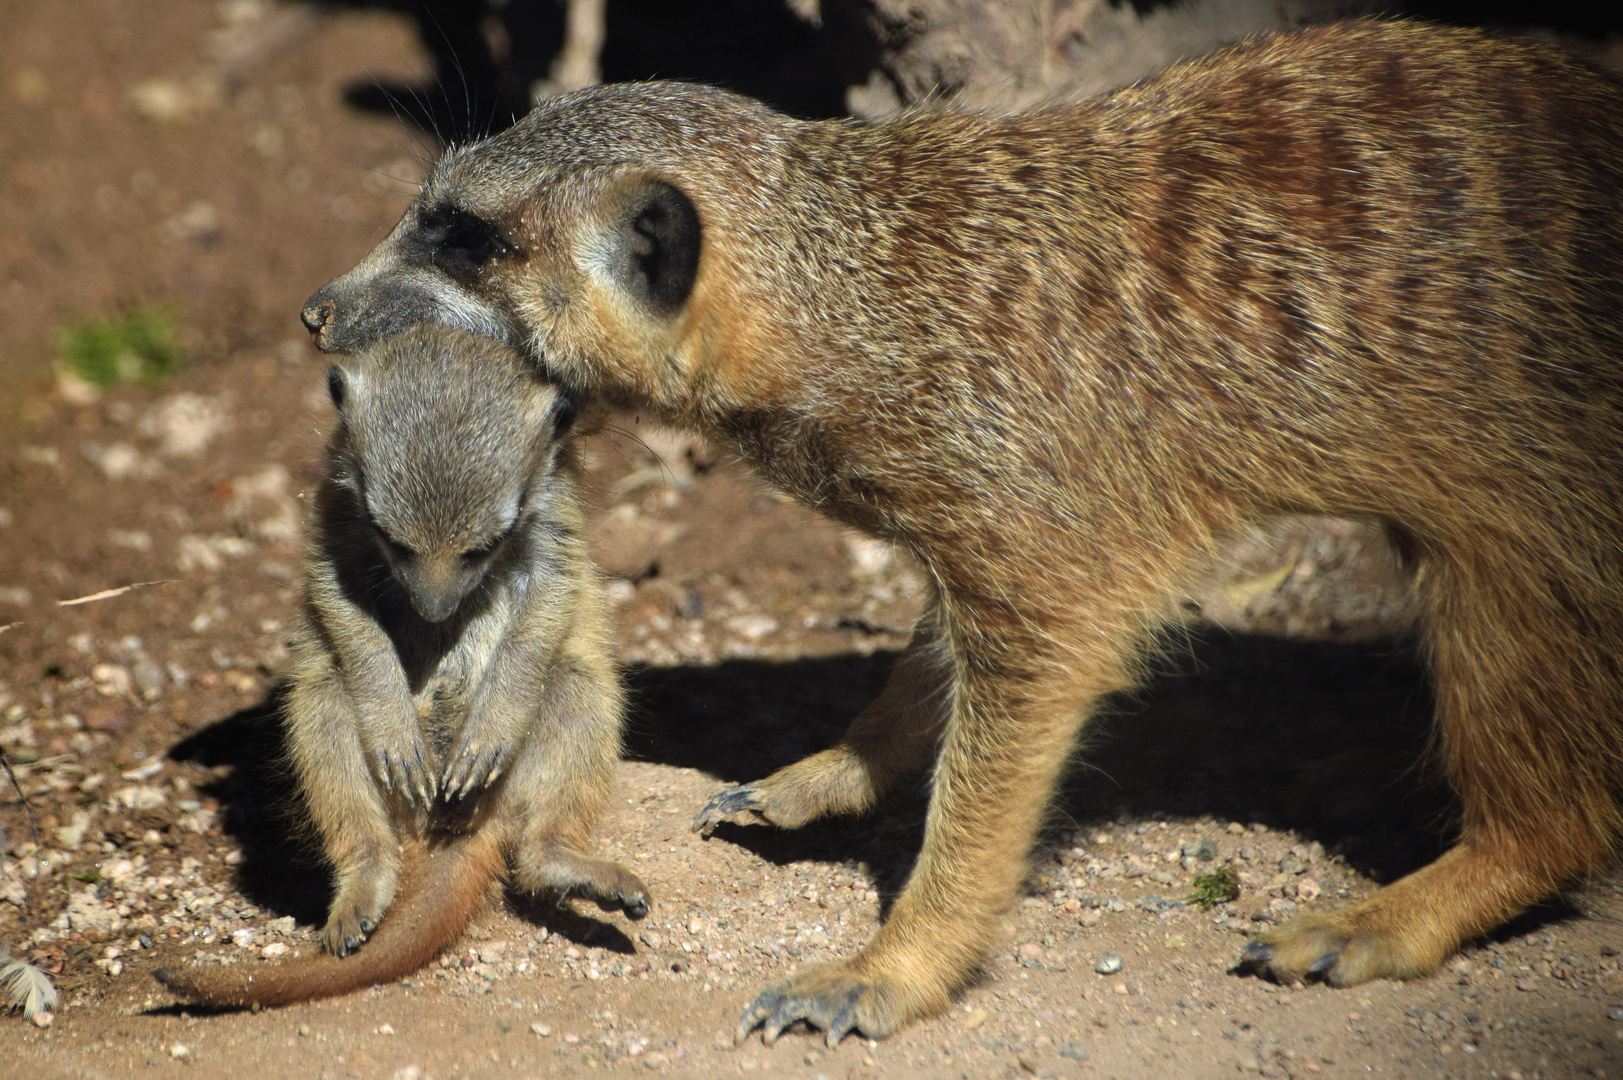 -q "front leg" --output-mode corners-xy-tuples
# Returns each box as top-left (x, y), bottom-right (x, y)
(737, 610), (1140, 1046)
(694, 602), (951, 835)
(312, 566), (437, 808)
(441, 613), (562, 800)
